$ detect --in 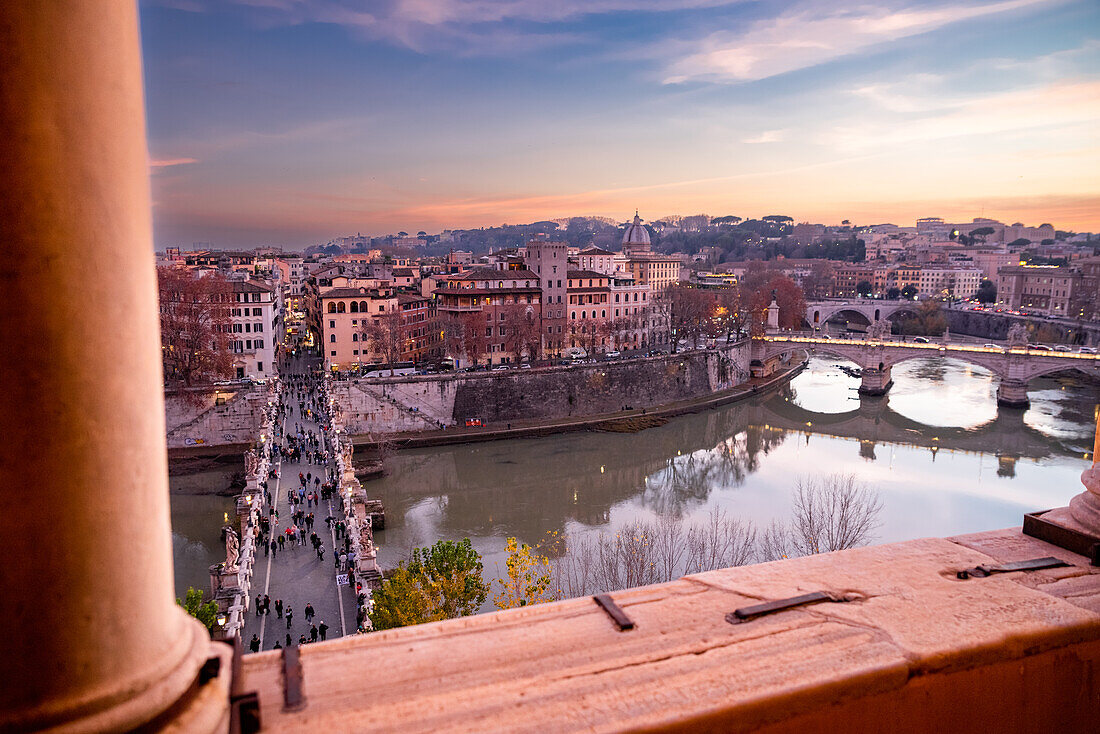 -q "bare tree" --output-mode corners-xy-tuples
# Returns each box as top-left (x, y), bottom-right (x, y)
(788, 474), (883, 554)
(157, 266), (234, 388)
(685, 508), (757, 573)
(362, 308), (404, 374)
